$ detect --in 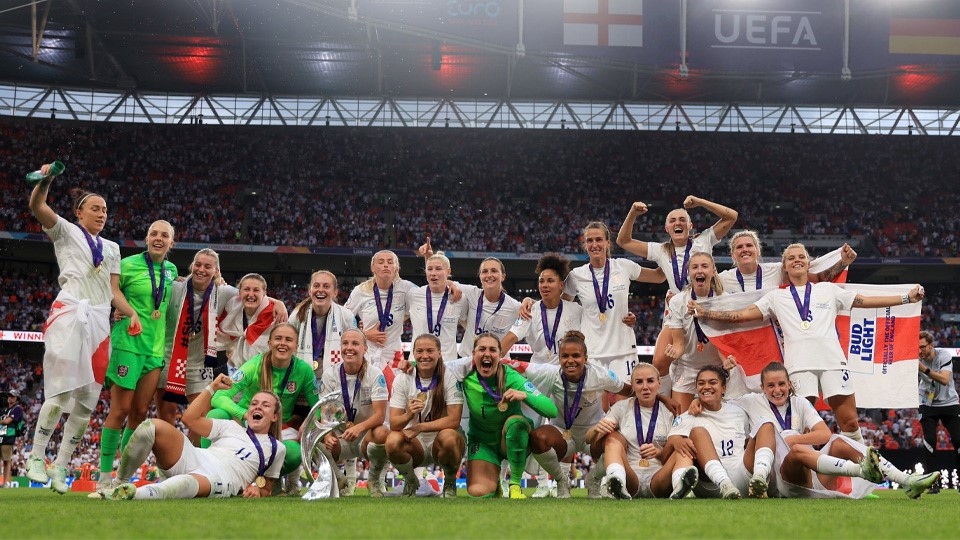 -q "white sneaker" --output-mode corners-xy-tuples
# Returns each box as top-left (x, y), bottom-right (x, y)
(555, 475), (571, 499)
(532, 482), (553, 498)
(87, 477), (117, 499)
(26, 455), (48, 484)
(670, 467), (698, 500)
(415, 477), (440, 497)
(585, 470), (603, 499)
(341, 479), (356, 497)
(47, 465), (69, 494)
(719, 480), (742, 500)
(282, 472), (302, 497)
